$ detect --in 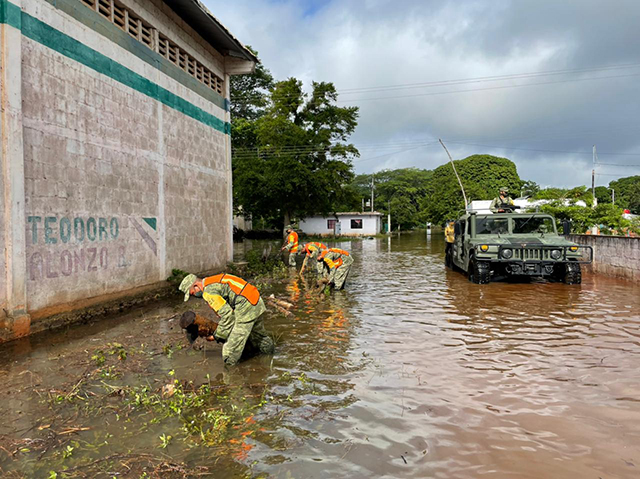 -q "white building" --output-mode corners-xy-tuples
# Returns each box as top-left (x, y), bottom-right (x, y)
(299, 212), (383, 237)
